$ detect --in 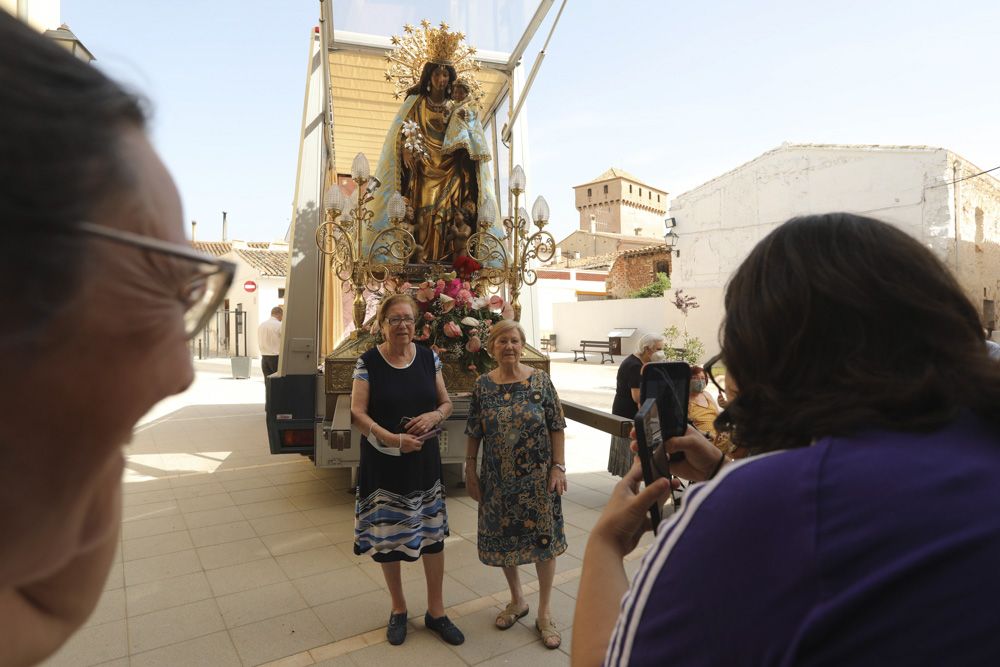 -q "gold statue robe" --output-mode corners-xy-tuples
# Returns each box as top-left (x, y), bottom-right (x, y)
(406, 96), (477, 262)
